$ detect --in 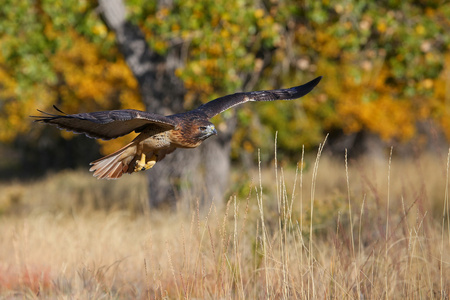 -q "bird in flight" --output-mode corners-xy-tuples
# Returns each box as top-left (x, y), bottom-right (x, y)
(33, 76), (322, 179)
